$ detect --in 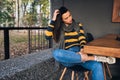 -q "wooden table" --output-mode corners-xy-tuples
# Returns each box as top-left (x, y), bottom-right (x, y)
(84, 34), (120, 58)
